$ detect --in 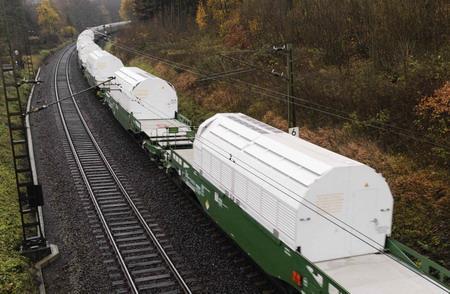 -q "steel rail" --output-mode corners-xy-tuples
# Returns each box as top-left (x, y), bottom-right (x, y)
(54, 46), (138, 293)
(54, 45), (192, 293)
